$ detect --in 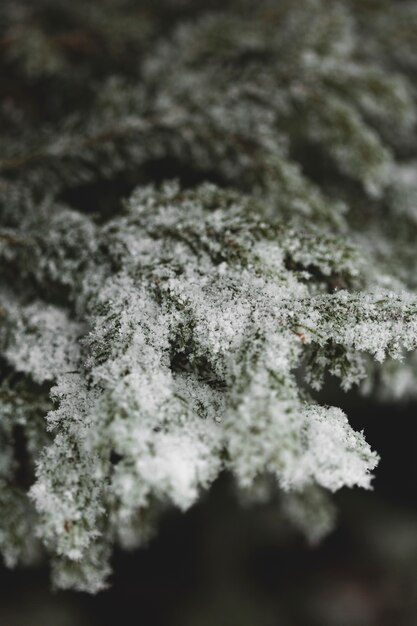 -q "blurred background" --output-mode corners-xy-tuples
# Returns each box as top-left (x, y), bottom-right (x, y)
(1, 390), (417, 626)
